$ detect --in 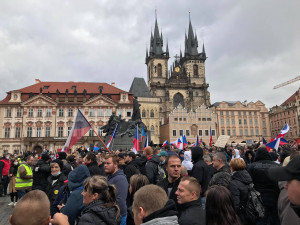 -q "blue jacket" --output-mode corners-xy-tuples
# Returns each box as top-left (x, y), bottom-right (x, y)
(61, 165), (90, 225)
(107, 169), (128, 217)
